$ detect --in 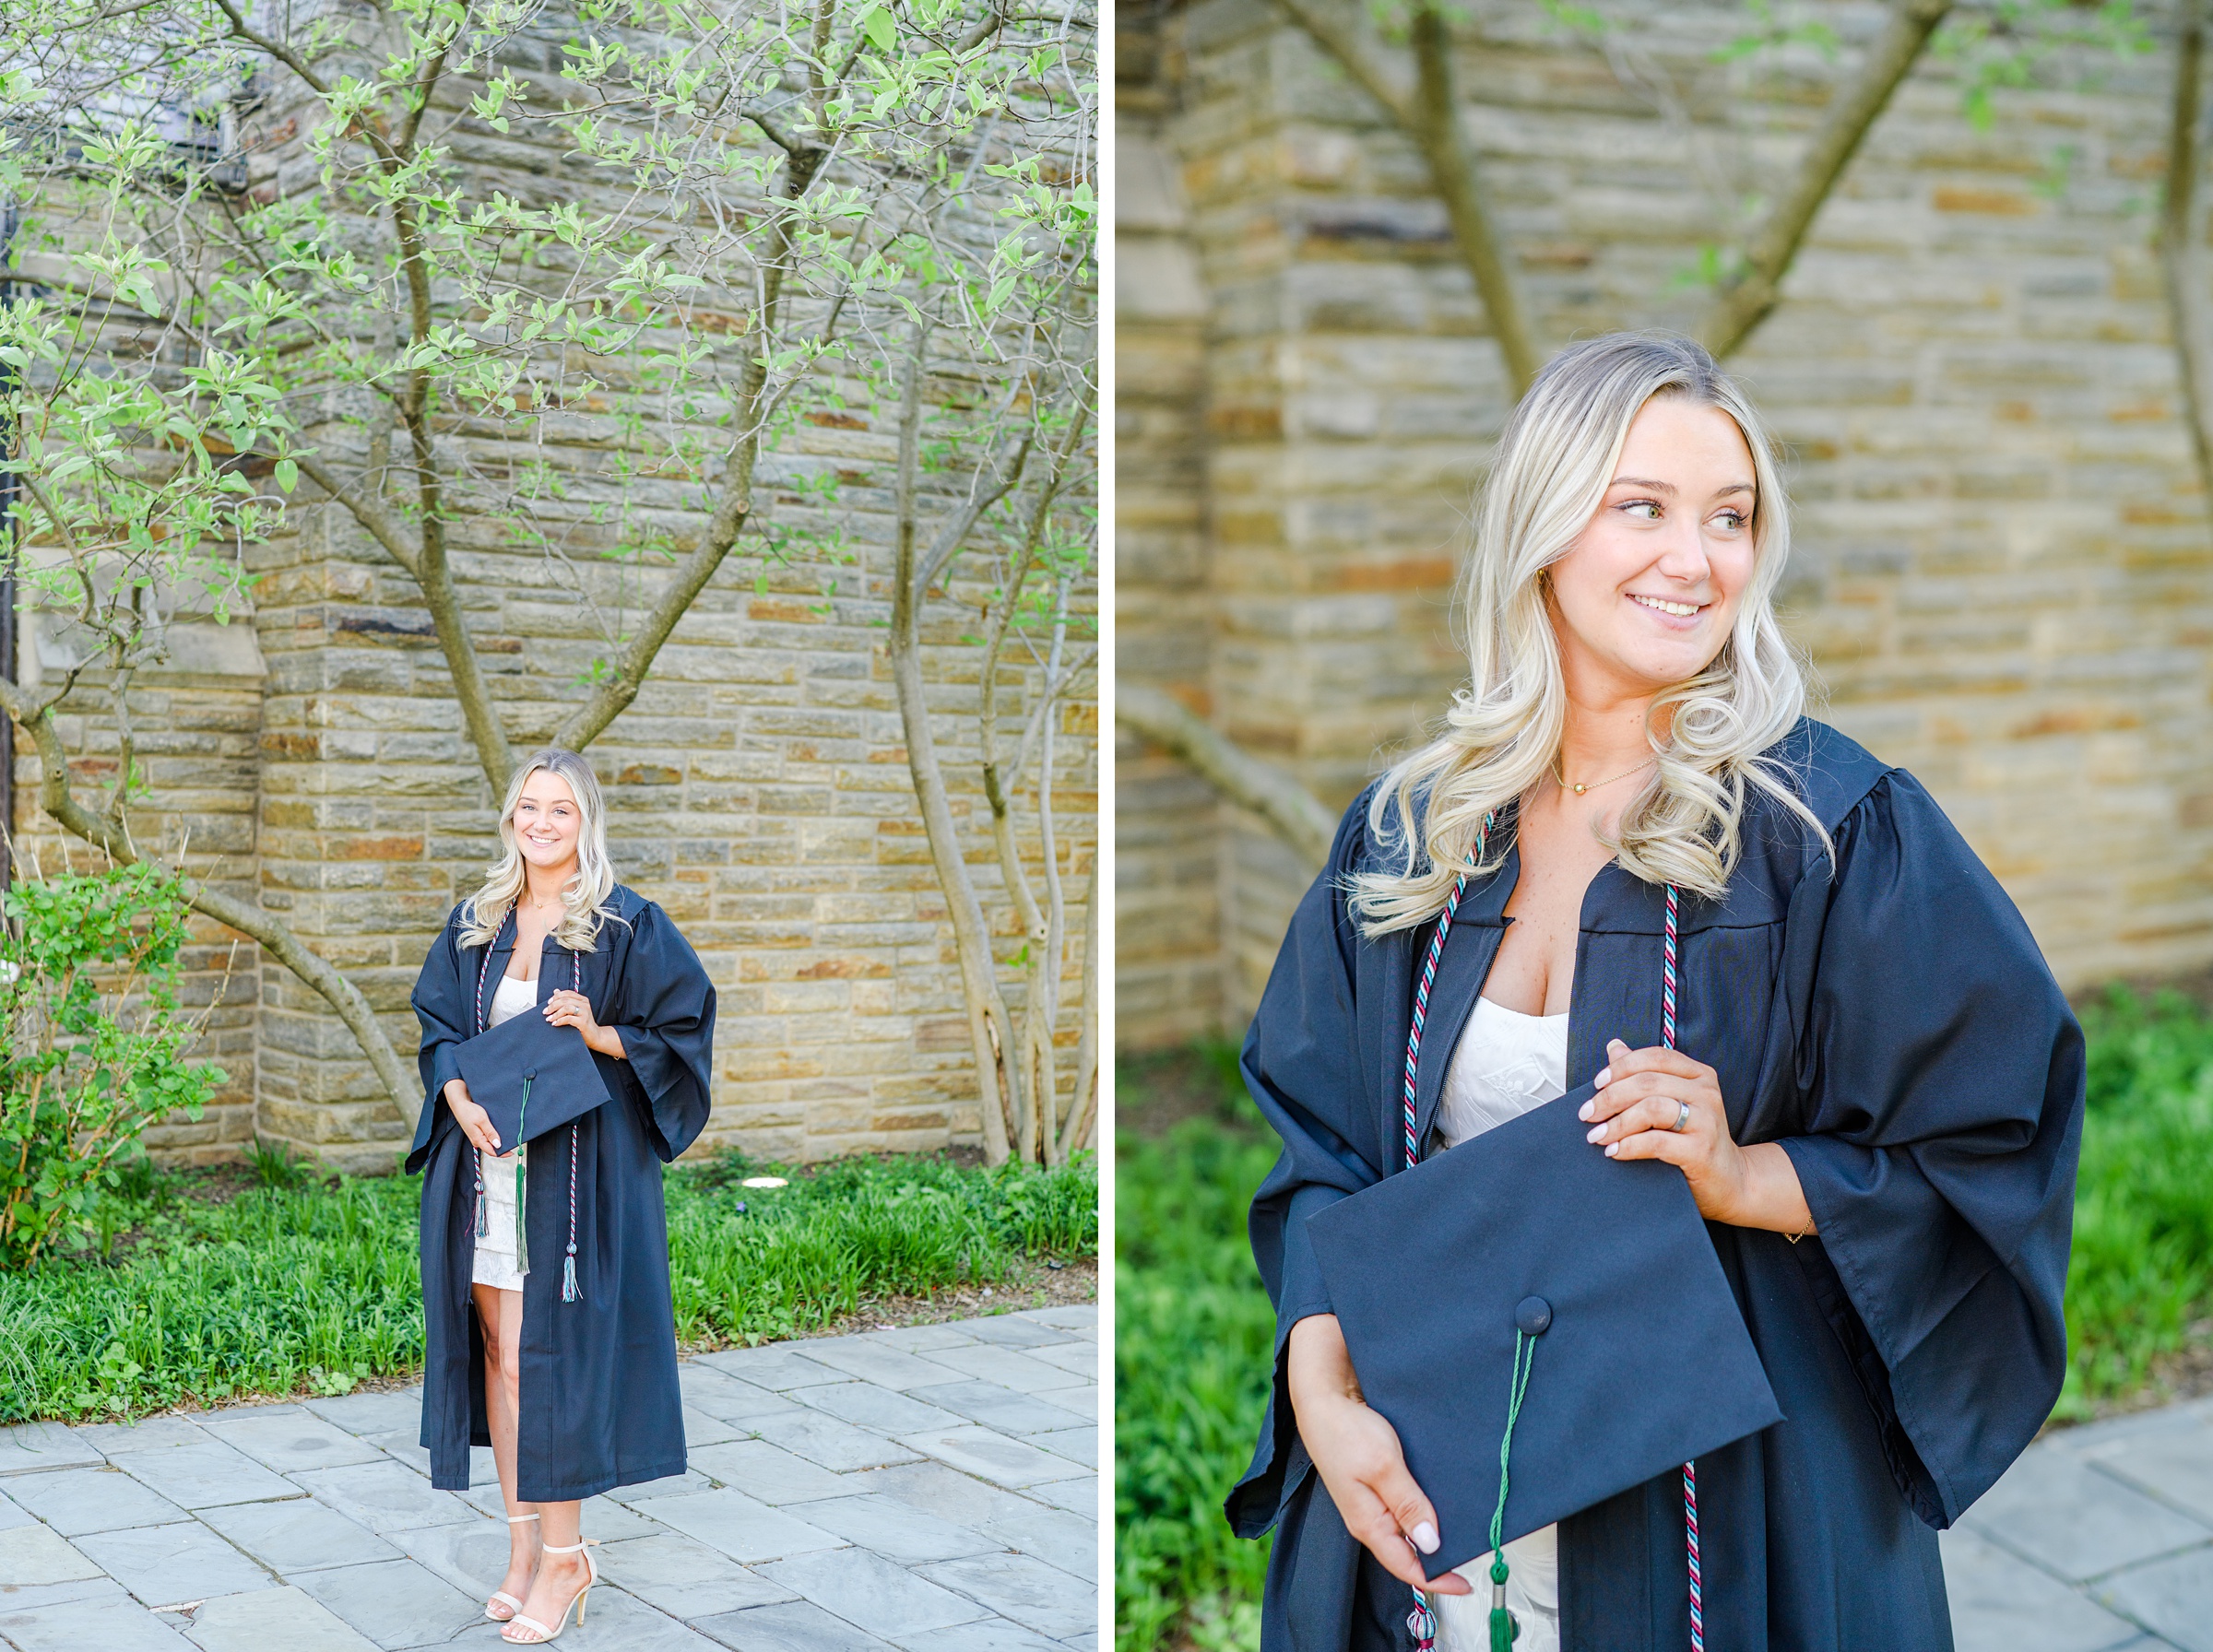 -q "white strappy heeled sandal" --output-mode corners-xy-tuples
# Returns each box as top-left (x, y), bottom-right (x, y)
(484, 1513), (539, 1622)
(500, 1538), (597, 1645)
